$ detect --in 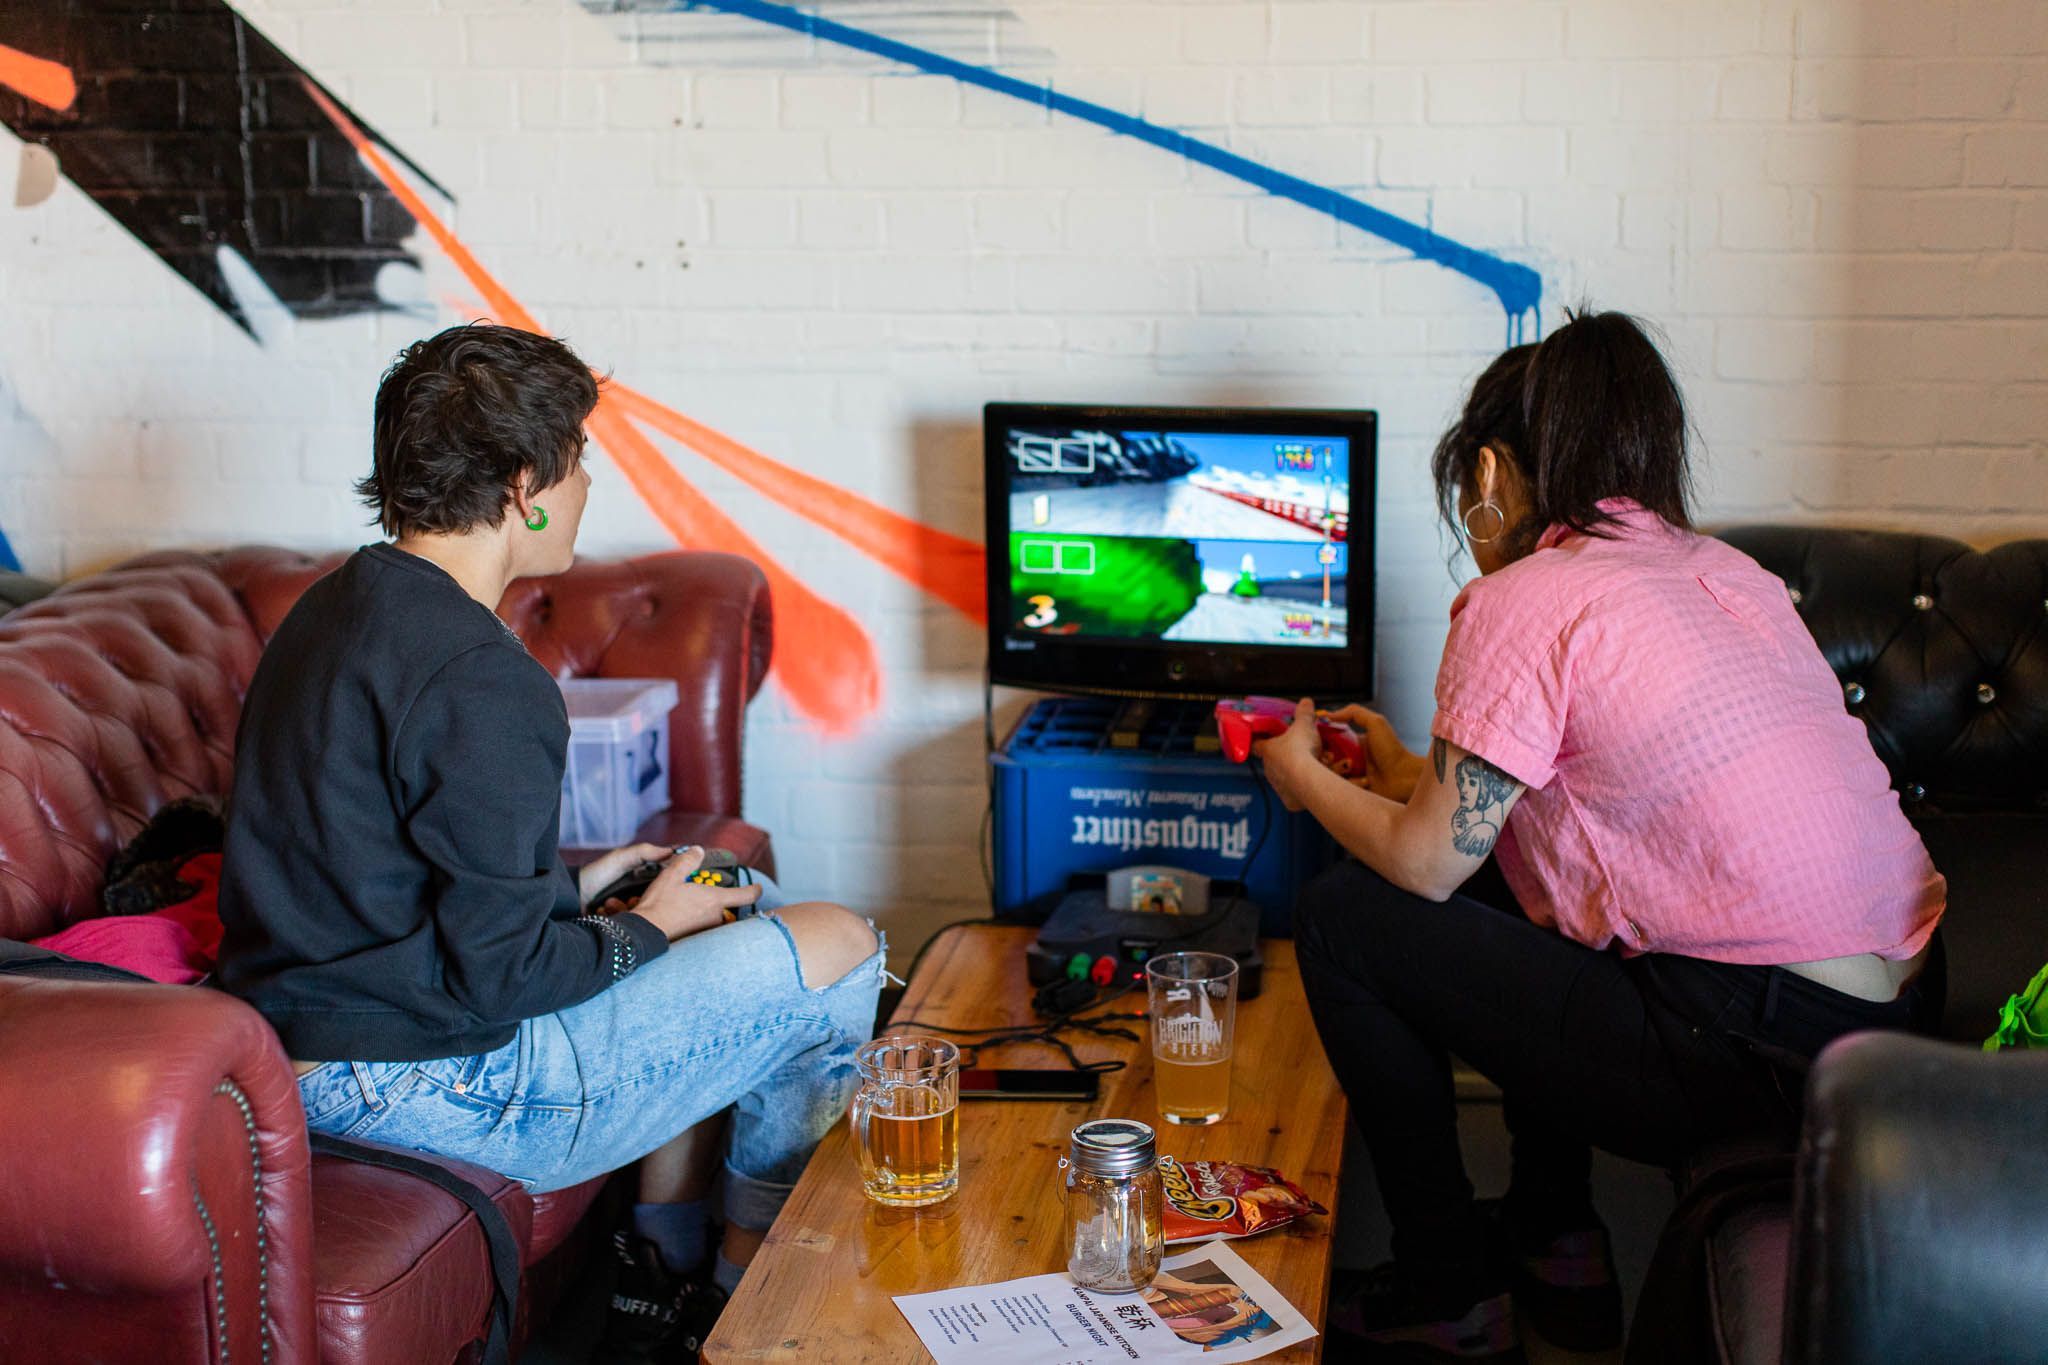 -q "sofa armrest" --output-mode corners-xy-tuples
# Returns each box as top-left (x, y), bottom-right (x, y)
(499, 551), (773, 820)
(1785, 1032), (2048, 1365)
(0, 977), (319, 1363)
